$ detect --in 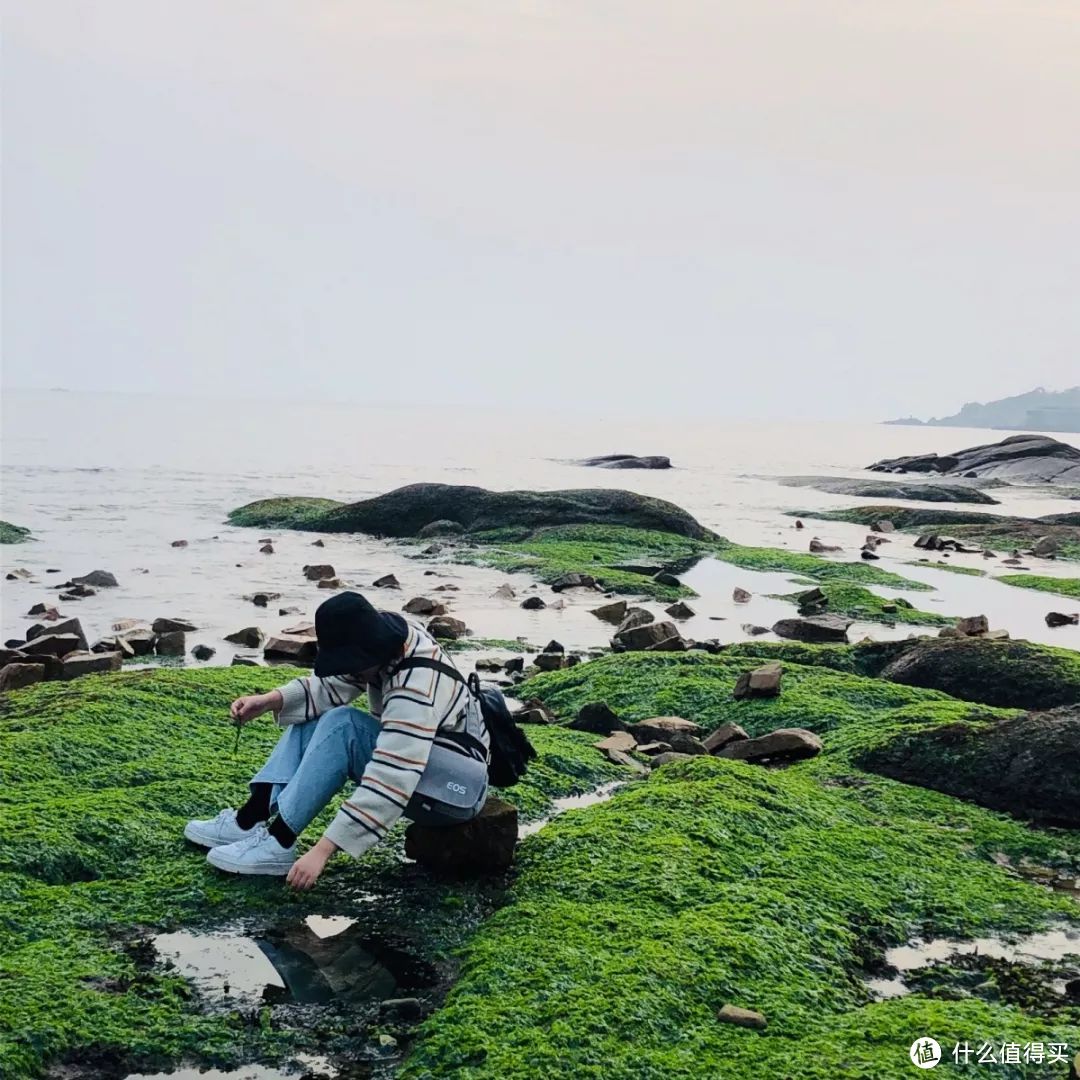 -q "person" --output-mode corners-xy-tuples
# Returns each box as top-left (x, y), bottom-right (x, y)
(184, 591), (489, 890)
